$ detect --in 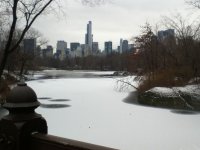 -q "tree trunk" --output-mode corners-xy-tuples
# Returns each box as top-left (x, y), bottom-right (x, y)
(0, 52), (9, 80)
(19, 60), (26, 80)
(0, 52), (9, 91)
